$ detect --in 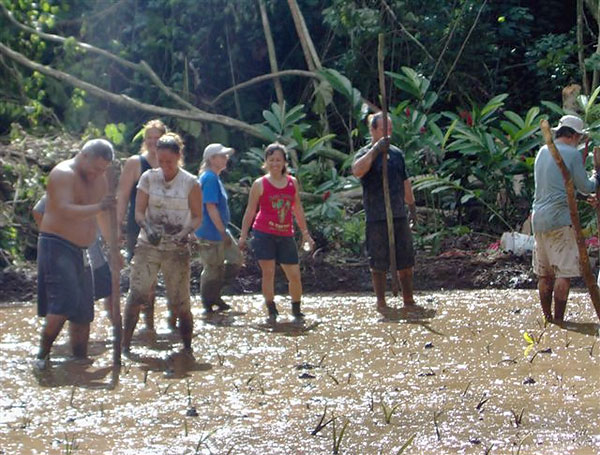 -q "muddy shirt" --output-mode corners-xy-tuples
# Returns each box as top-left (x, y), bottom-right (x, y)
(532, 142), (596, 234)
(137, 167), (199, 250)
(353, 144), (409, 222)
